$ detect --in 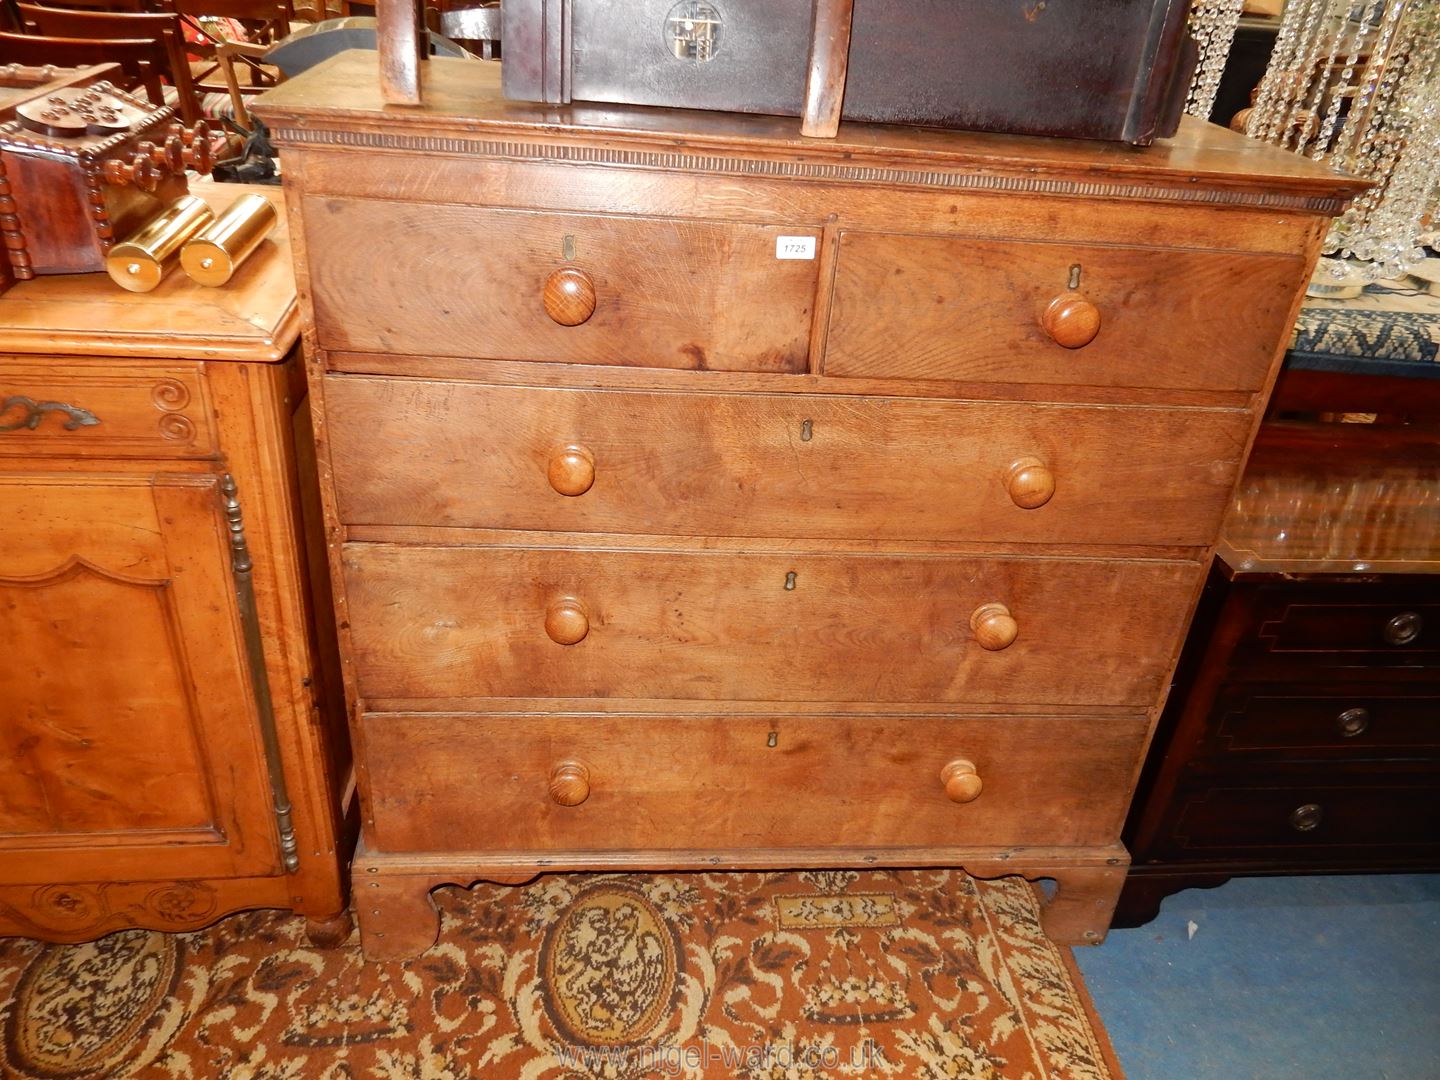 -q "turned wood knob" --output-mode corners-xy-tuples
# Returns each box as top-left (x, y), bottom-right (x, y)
(104, 153), (159, 193)
(548, 445), (595, 496)
(183, 129), (213, 174)
(941, 759), (983, 803)
(1005, 456), (1055, 509)
(150, 133), (186, 174)
(545, 597), (589, 645)
(1042, 294), (1101, 349)
(549, 760), (591, 806)
(543, 267), (597, 326)
(970, 602), (1018, 651)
